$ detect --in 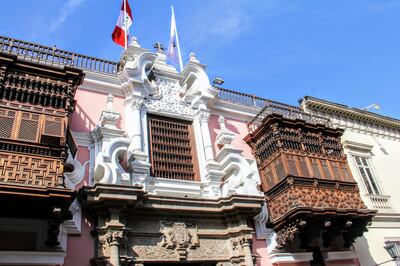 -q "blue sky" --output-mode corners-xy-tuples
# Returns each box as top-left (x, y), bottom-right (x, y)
(1, 0), (399, 118)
